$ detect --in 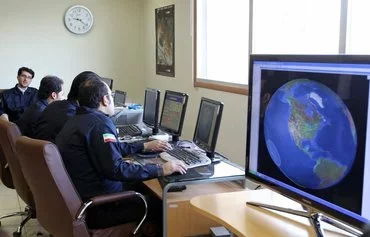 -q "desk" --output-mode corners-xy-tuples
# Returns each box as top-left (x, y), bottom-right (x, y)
(190, 189), (355, 237)
(142, 158), (245, 237)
